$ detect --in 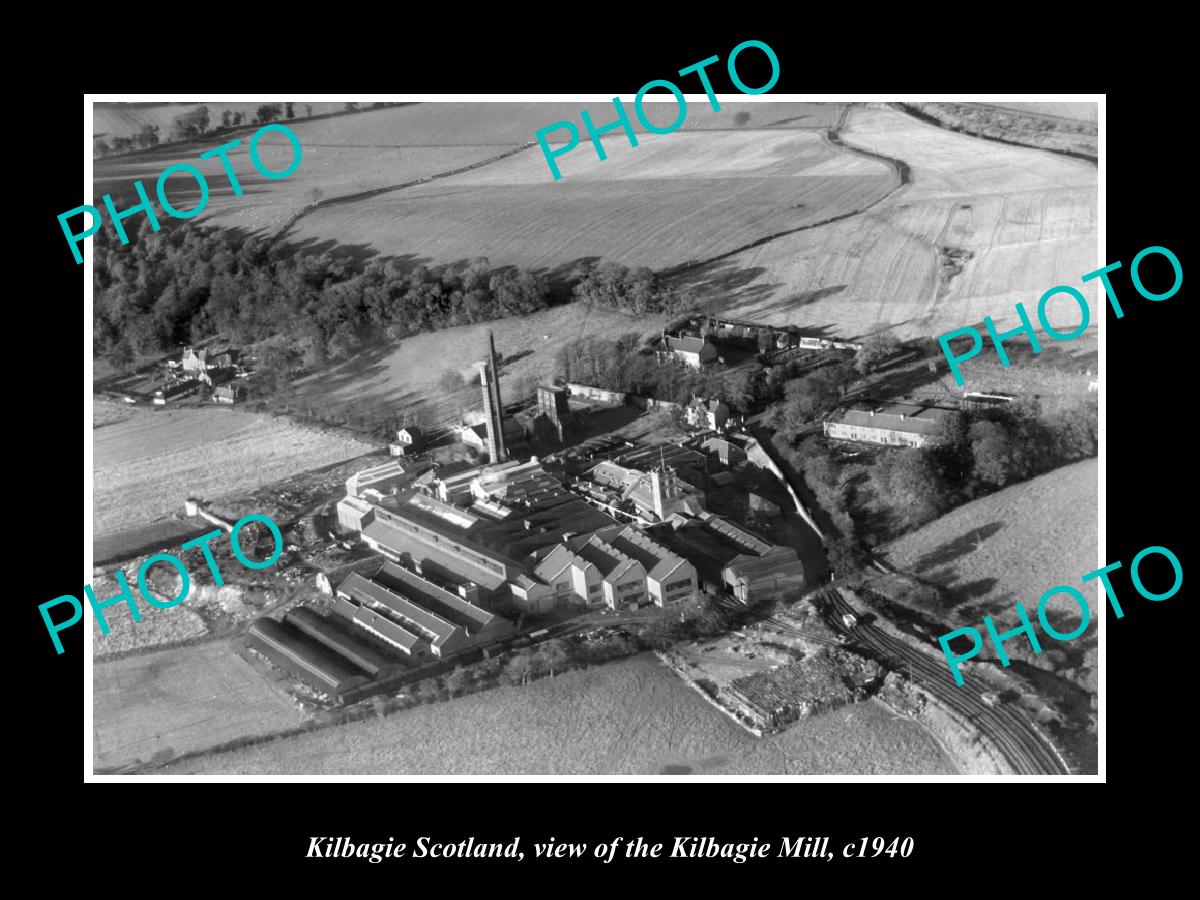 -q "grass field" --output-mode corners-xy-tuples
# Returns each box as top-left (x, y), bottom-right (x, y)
(289, 301), (669, 432)
(709, 104), (1098, 339)
(881, 458), (1099, 637)
(164, 654), (956, 775)
(93, 641), (304, 771)
(93, 403), (373, 542)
